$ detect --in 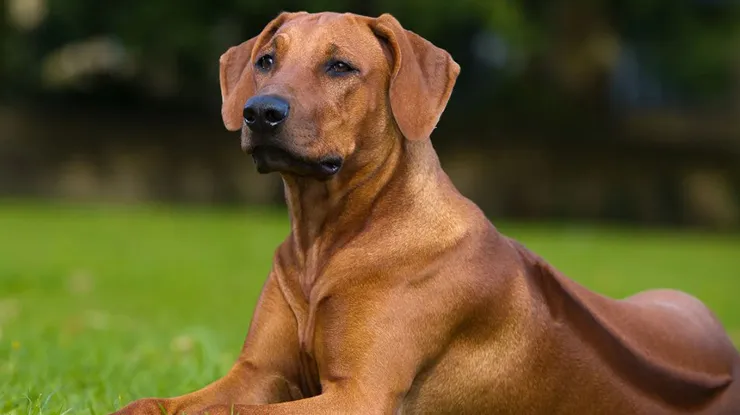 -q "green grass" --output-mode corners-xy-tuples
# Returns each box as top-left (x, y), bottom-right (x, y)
(1, 201), (738, 414)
